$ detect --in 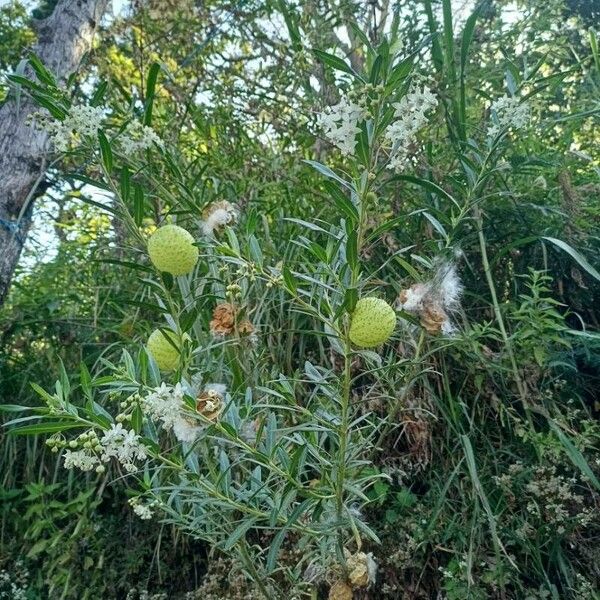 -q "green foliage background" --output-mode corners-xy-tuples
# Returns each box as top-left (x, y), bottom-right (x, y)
(1, 0), (599, 598)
